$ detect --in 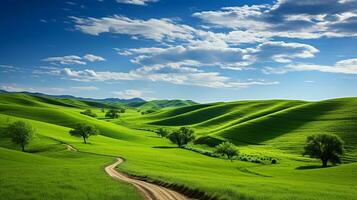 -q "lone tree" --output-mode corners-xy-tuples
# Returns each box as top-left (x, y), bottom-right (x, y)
(69, 123), (99, 144)
(214, 142), (239, 161)
(156, 128), (170, 138)
(168, 127), (195, 147)
(7, 121), (35, 152)
(105, 109), (120, 119)
(303, 134), (345, 167)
